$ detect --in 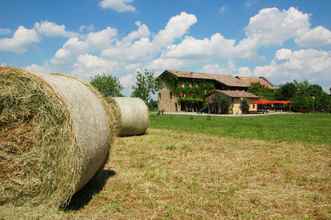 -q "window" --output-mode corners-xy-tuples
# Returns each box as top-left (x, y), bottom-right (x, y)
(170, 92), (173, 99)
(159, 93), (161, 100)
